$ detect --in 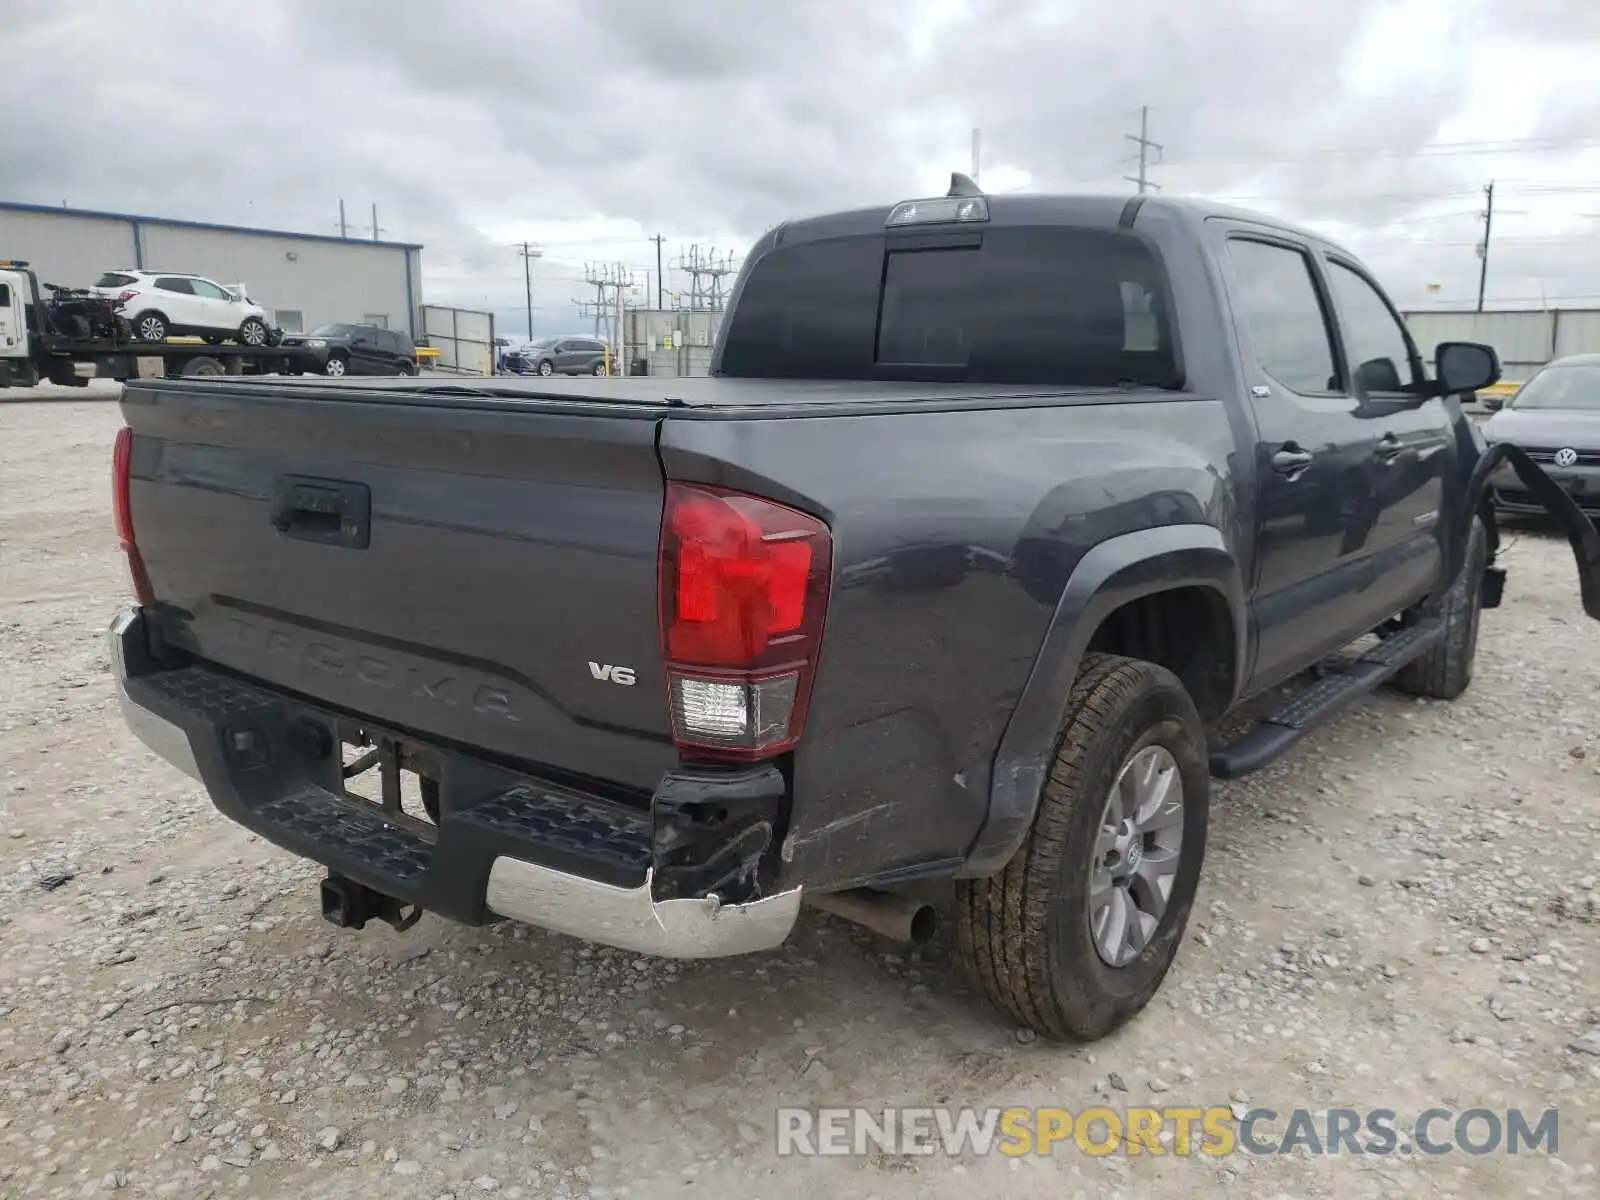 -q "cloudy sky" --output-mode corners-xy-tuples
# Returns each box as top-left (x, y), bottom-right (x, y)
(6, 0), (1600, 337)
